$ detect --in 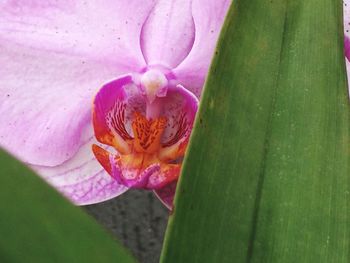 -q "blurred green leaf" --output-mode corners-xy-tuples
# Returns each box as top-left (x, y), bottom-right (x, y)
(0, 149), (136, 263)
(161, 0), (350, 262)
